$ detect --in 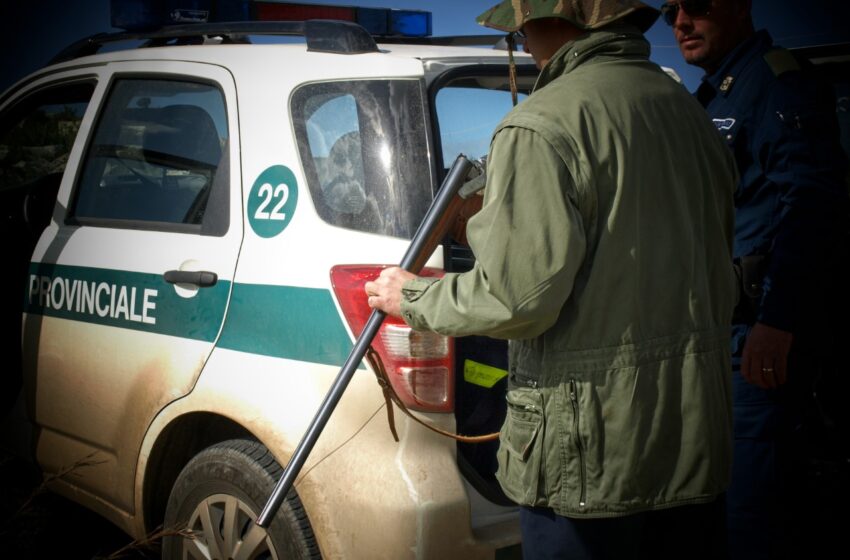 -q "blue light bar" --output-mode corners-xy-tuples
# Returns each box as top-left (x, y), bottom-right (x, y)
(355, 8), (388, 35)
(111, 0), (216, 30)
(353, 7), (431, 37)
(111, 1), (432, 38)
(110, 0), (162, 31)
(388, 10), (431, 37)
